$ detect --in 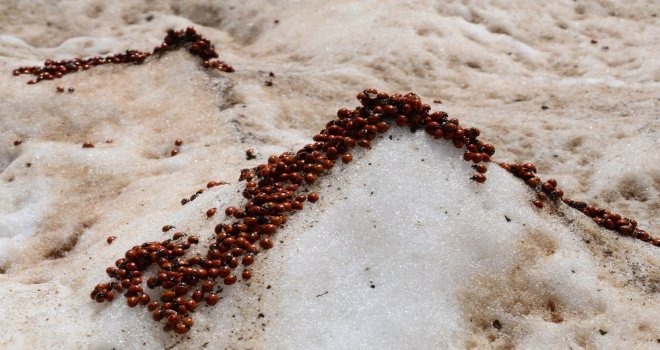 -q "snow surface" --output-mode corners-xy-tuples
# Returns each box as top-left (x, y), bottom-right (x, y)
(0, 0), (658, 349)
